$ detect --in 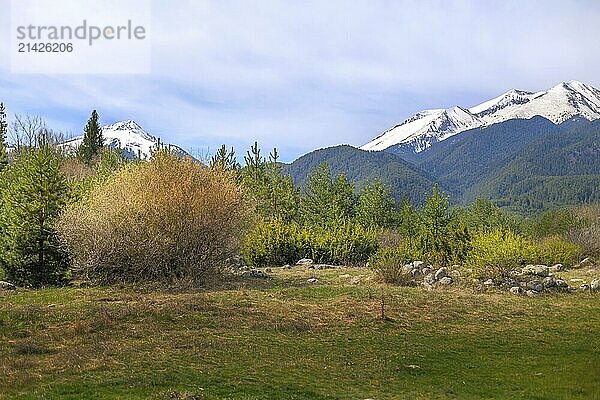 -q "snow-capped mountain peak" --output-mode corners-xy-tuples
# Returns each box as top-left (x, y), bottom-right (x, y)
(62, 120), (189, 160)
(361, 80), (600, 153)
